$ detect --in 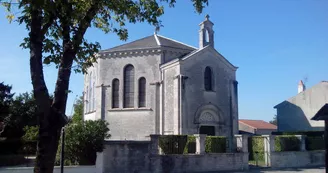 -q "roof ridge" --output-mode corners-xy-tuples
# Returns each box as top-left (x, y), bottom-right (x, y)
(101, 35), (155, 52)
(156, 34), (197, 50)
